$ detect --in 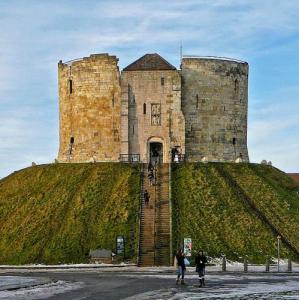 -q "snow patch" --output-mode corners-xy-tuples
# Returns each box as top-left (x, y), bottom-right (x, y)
(0, 280), (83, 299)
